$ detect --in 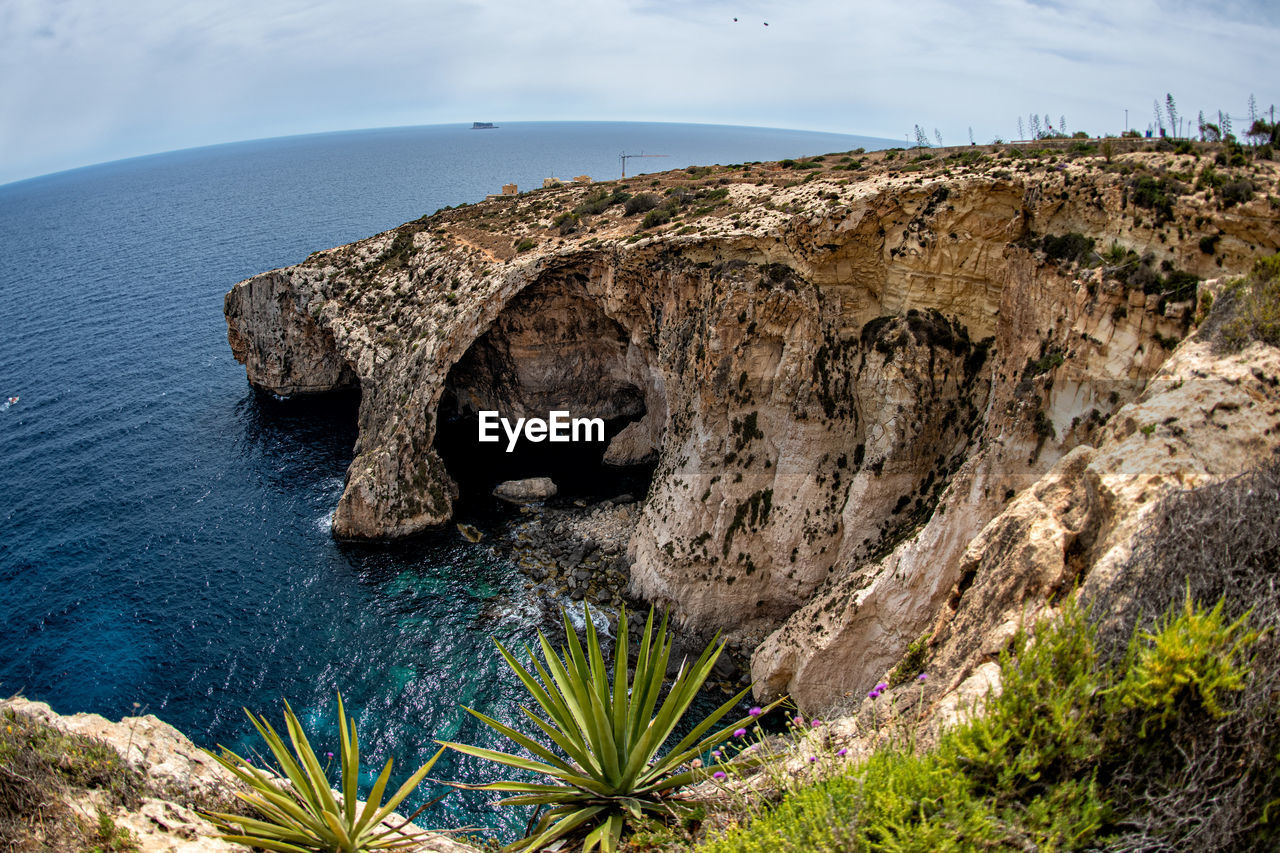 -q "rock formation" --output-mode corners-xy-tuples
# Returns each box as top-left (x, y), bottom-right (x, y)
(493, 476), (559, 504)
(225, 142), (1280, 712)
(0, 697), (474, 853)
